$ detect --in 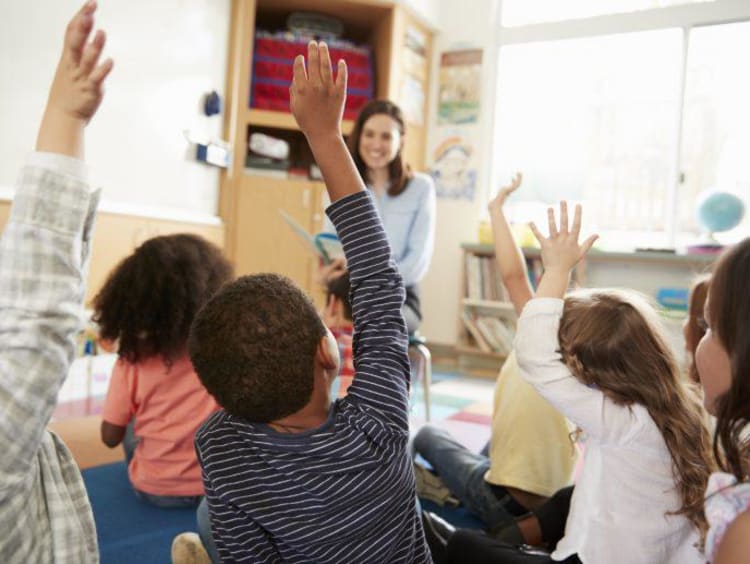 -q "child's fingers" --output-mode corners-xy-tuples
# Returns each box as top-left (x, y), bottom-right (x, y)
(571, 204), (582, 239)
(335, 59), (348, 92)
(78, 30), (106, 77)
(547, 207), (558, 238)
(292, 54), (307, 88)
(529, 221), (545, 246)
(65, 1), (96, 60)
(580, 234), (599, 256)
(307, 41), (320, 87)
(89, 57), (114, 86)
(319, 43), (333, 85)
(559, 201), (568, 234)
